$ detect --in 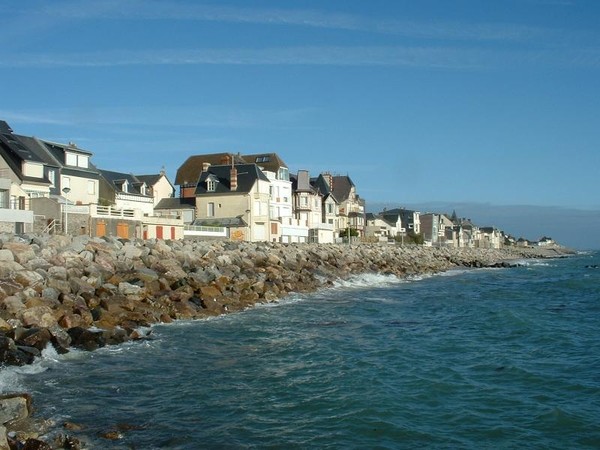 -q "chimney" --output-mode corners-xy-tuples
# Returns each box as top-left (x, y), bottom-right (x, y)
(327, 173), (333, 191)
(202, 162), (211, 172)
(230, 166), (238, 191)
